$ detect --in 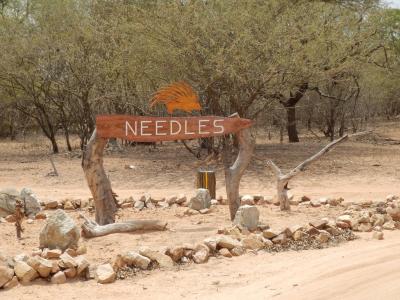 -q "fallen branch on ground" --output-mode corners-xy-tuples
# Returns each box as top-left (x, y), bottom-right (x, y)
(80, 214), (168, 238)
